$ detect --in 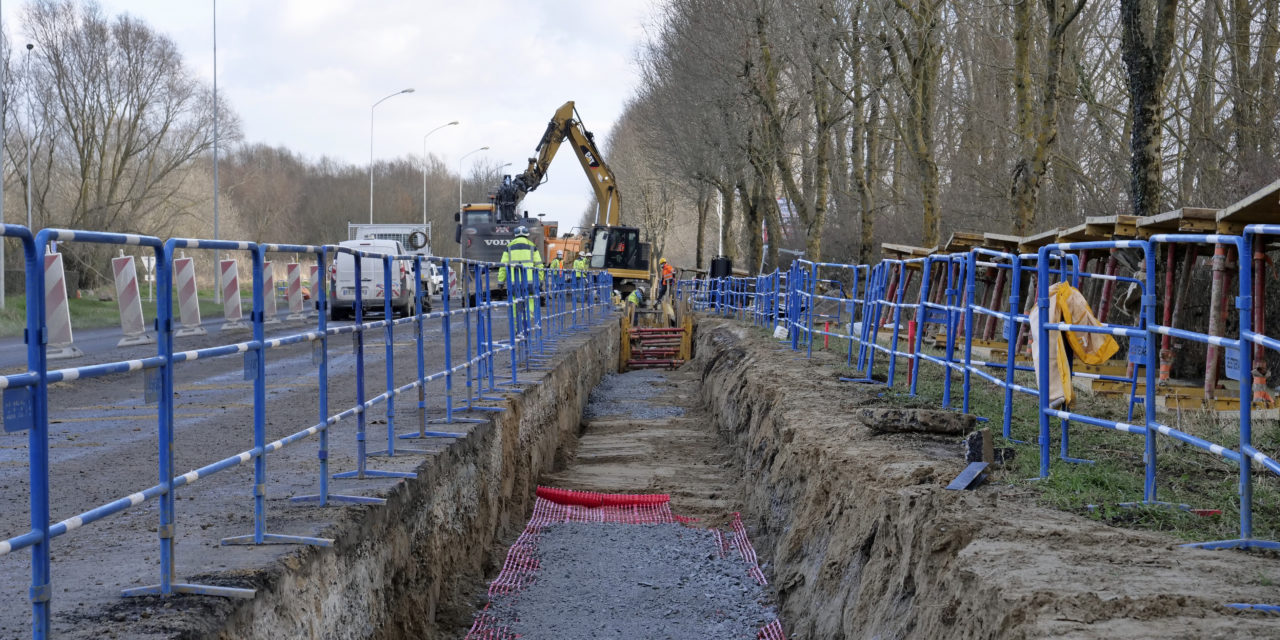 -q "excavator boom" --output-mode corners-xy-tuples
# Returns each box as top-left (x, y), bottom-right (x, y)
(496, 101), (622, 227)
